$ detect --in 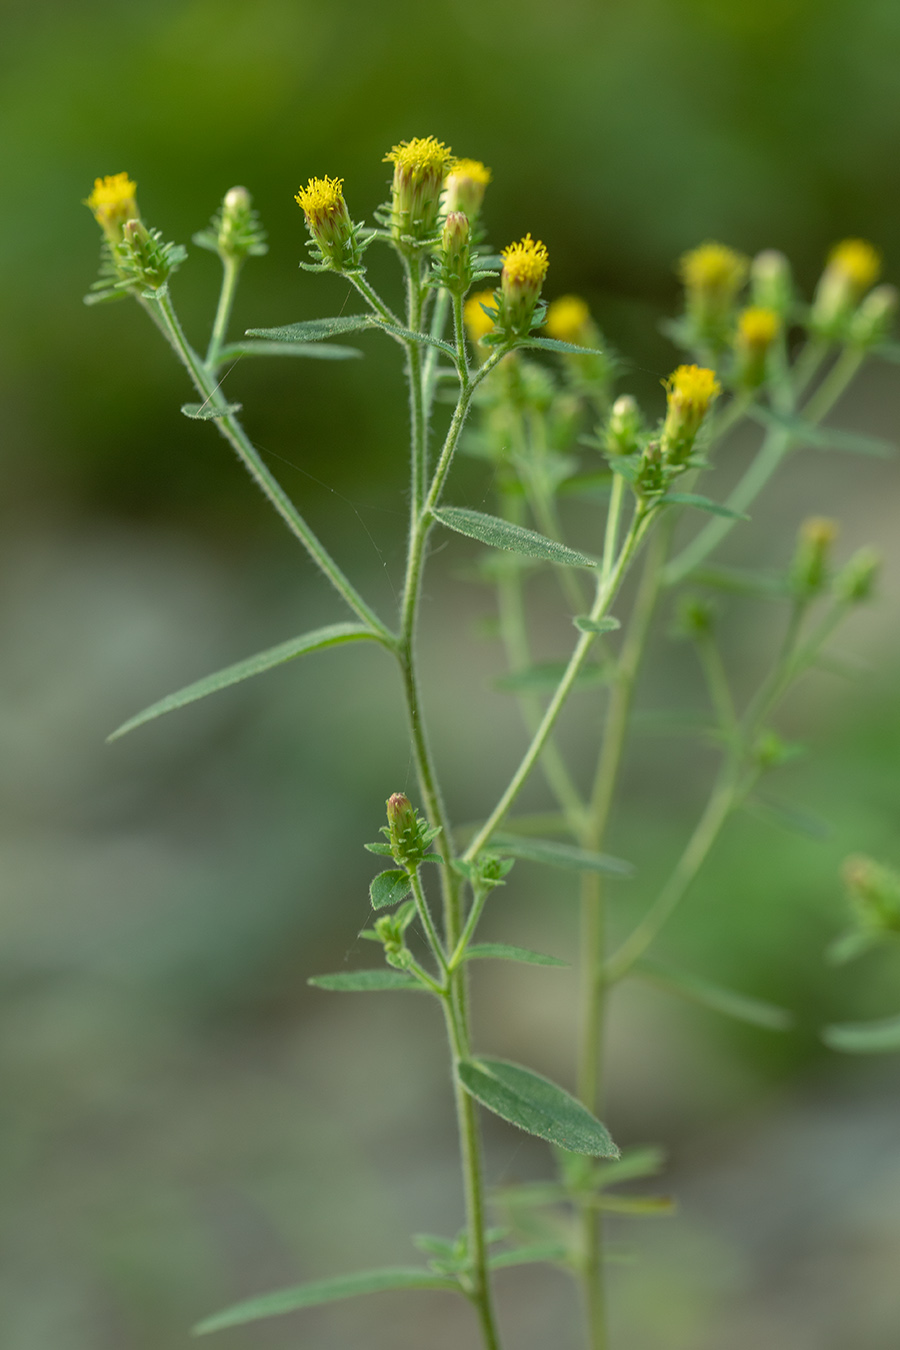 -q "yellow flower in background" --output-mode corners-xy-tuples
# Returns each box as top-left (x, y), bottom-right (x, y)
(811, 238), (881, 334)
(444, 159), (492, 220)
(679, 241), (748, 296)
(85, 172), (138, 242)
(464, 290), (496, 344)
(827, 239), (881, 291)
(546, 294), (592, 345)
